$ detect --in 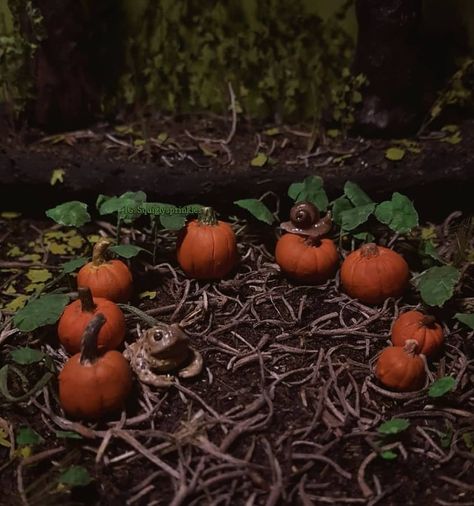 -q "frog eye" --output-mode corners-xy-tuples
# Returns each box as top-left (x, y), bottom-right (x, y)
(153, 329), (165, 341)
